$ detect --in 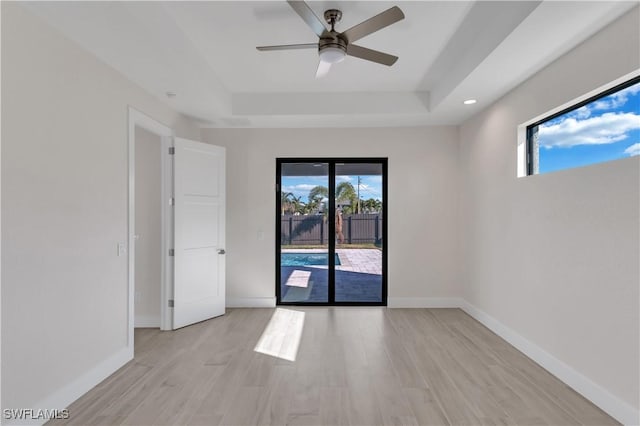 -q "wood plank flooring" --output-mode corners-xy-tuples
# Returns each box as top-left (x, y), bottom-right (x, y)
(48, 308), (618, 426)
